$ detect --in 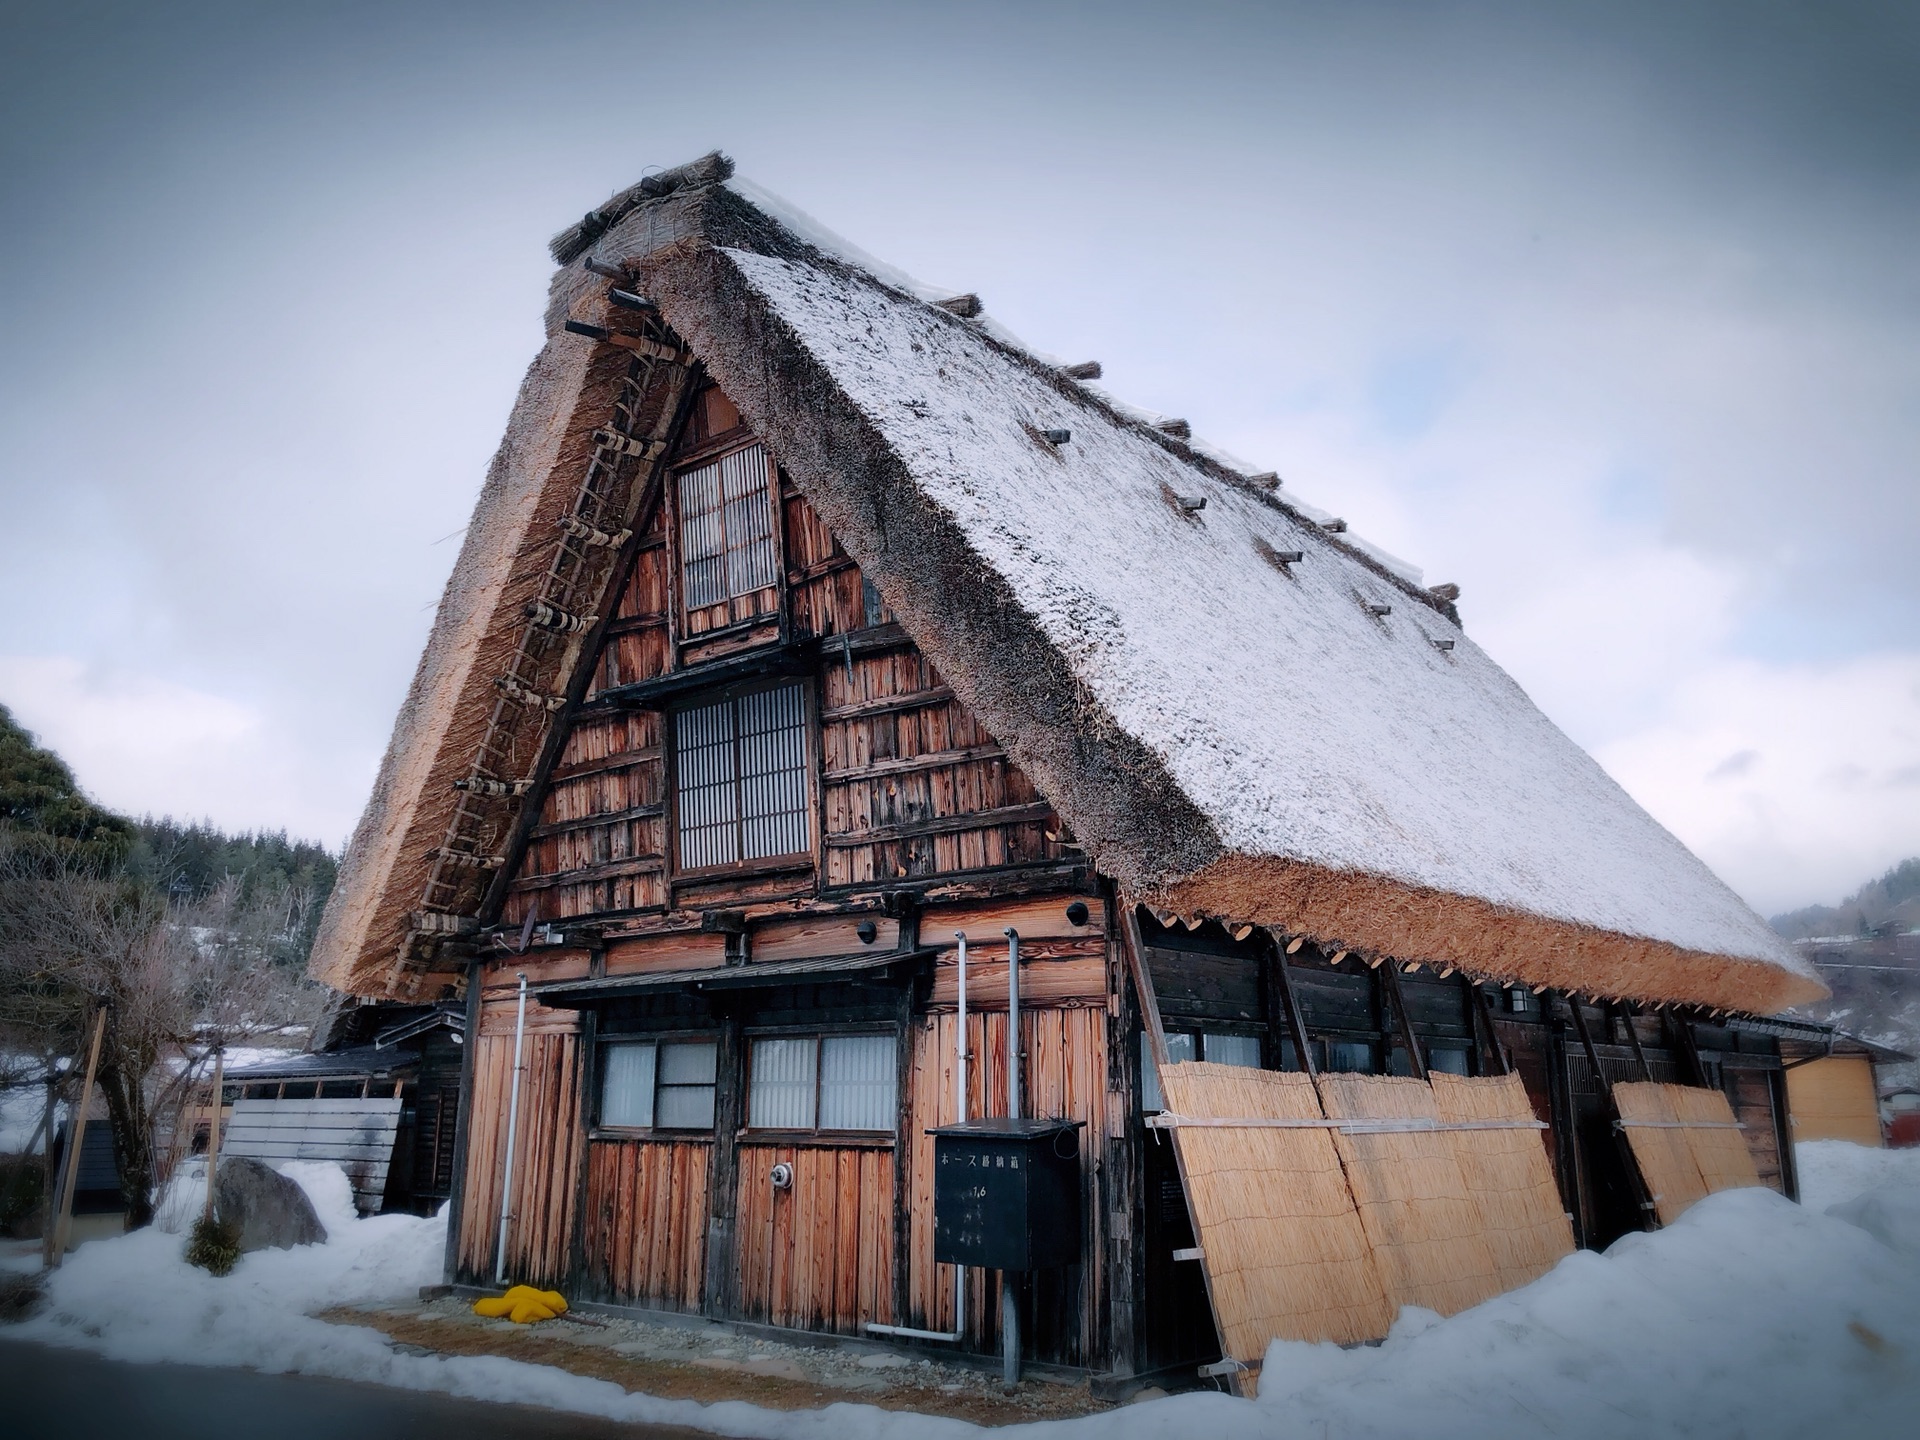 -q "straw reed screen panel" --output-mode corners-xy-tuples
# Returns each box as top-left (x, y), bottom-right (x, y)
(1155, 1062), (1393, 1362)
(1316, 1074), (1506, 1317)
(1427, 1072), (1575, 1291)
(1612, 1081), (1761, 1226)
